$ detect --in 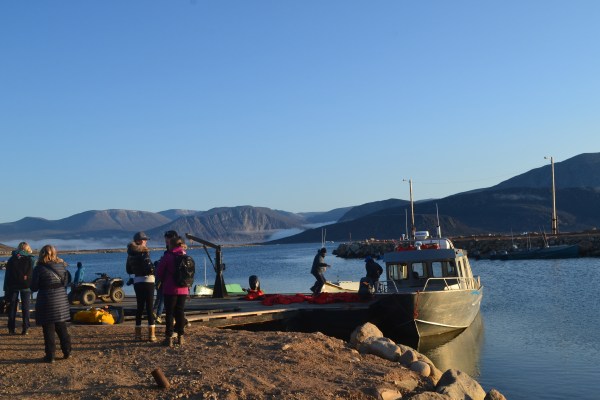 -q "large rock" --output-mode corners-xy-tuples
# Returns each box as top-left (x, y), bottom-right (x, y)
(358, 337), (403, 361)
(350, 322), (384, 349)
(484, 389), (507, 400)
(436, 369), (486, 400)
